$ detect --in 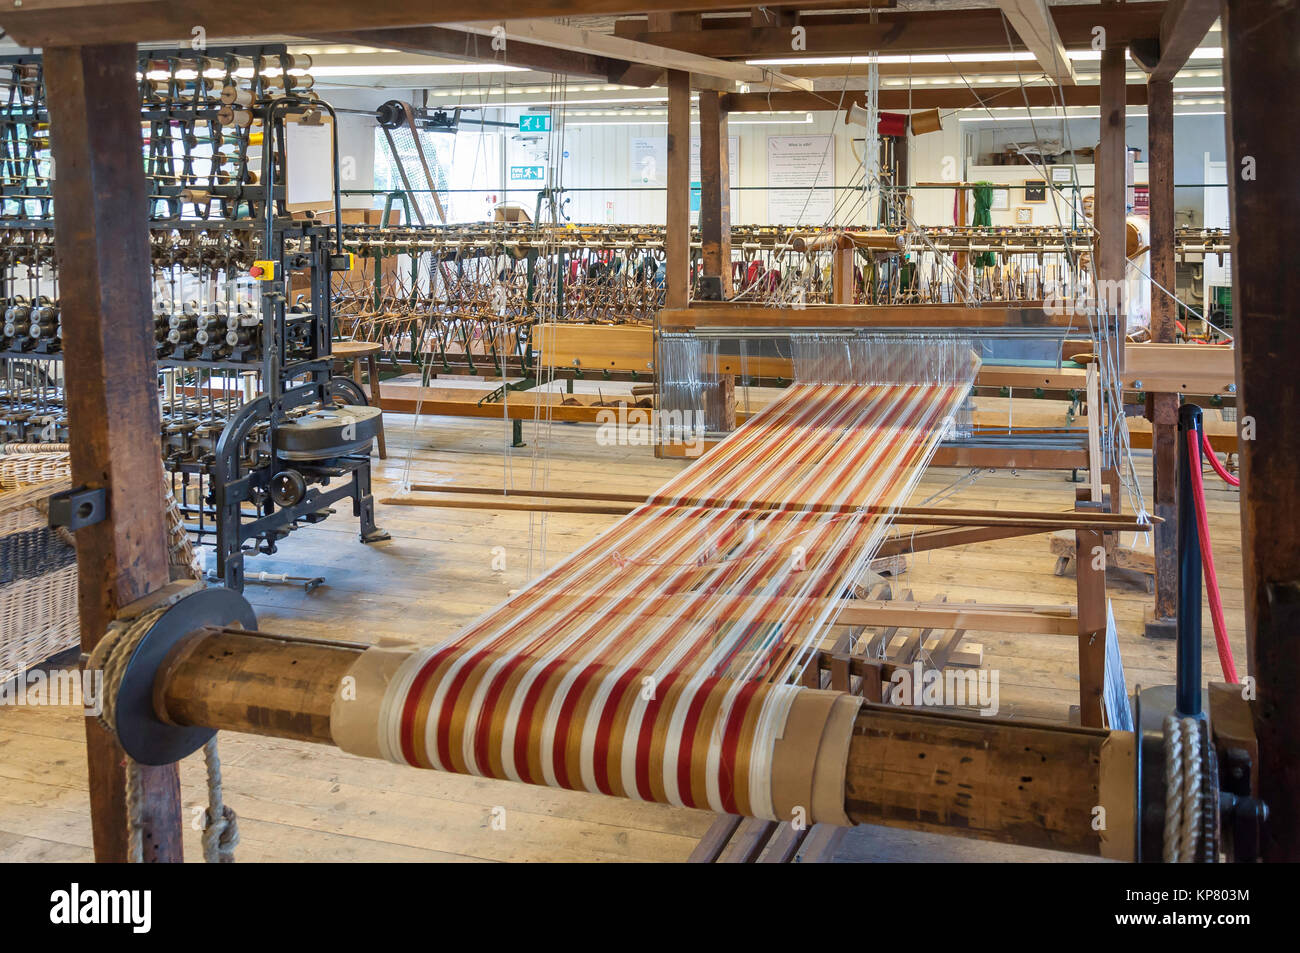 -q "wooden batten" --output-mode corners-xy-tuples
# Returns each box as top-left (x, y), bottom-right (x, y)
(658, 302), (1064, 330)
